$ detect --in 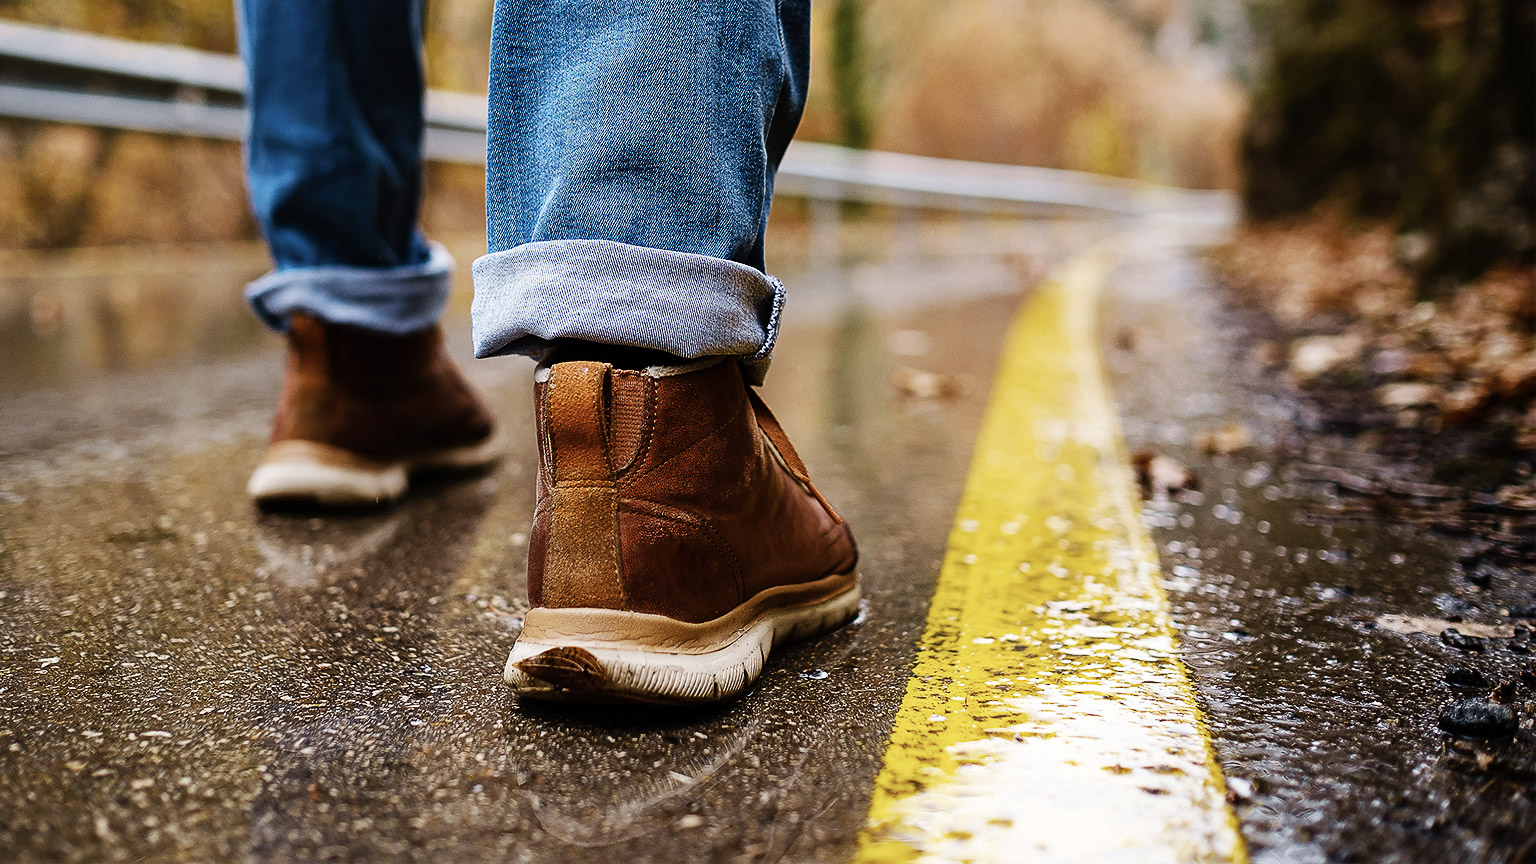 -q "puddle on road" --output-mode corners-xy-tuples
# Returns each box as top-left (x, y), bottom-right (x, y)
(0, 244), (272, 395)
(1102, 231), (1536, 863)
(0, 216), (1076, 397)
